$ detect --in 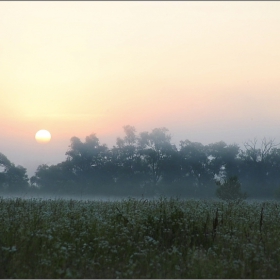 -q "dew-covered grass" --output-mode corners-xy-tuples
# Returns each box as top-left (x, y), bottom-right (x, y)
(1, 196), (280, 278)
